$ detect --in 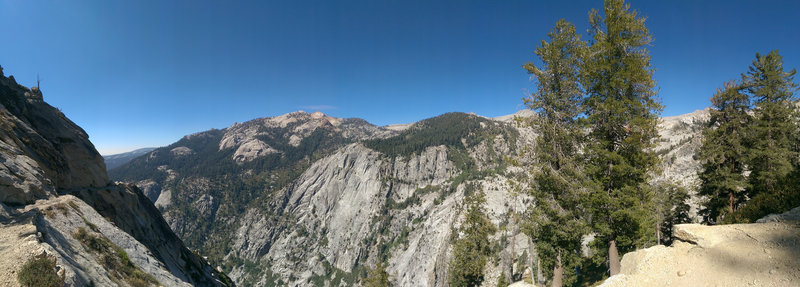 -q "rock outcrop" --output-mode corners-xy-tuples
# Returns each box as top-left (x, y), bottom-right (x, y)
(0, 66), (230, 286)
(600, 207), (800, 287)
(0, 69), (107, 205)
